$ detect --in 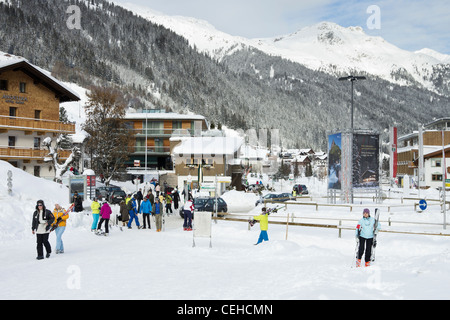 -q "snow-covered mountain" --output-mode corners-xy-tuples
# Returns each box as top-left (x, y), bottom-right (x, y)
(116, 2), (450, 94)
